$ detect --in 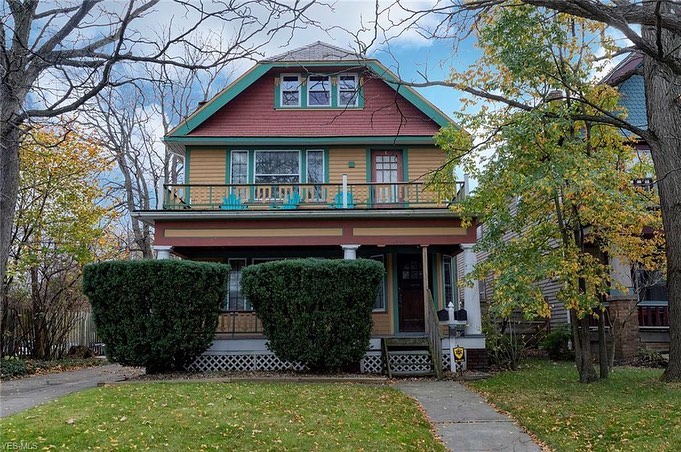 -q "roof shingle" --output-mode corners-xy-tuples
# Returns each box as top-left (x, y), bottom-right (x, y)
(263, 41), (363, 63)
